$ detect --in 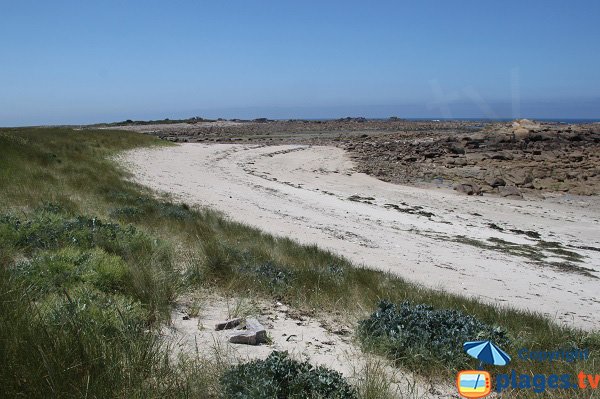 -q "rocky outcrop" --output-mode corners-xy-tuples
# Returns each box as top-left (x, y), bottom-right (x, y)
(344, 120), (600, 196)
